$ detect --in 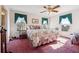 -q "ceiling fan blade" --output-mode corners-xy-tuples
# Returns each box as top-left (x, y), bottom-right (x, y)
(51, 10), (58, 13)
(40, 11), (46, 13)
(52, 5), (60, 9)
